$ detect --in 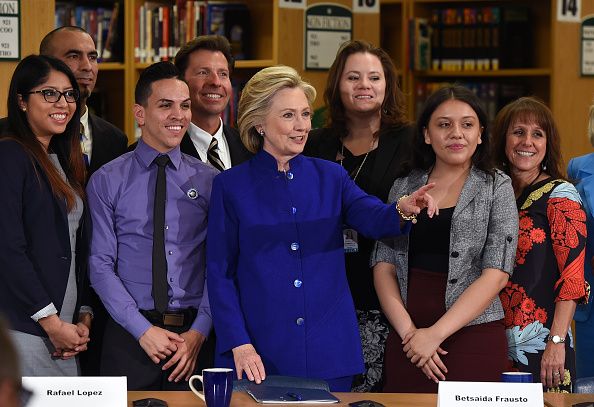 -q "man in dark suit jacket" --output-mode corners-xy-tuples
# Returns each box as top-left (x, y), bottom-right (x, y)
(173, 35), (251, 167)
(38, 26), (128, 376)
(40, 26), (128, 175)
